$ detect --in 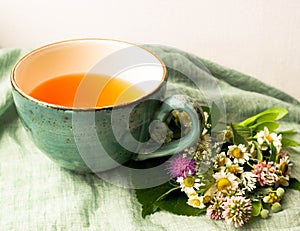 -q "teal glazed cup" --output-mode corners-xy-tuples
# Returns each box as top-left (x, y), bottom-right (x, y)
(11, 39), (203, 173)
